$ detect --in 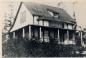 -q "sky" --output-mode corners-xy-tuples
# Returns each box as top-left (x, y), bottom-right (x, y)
(0, 0), (86, 29)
